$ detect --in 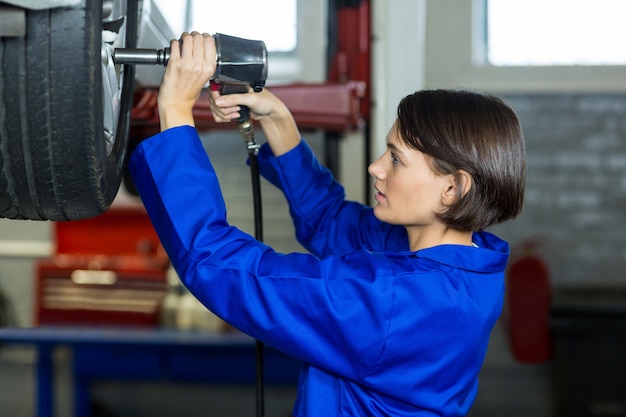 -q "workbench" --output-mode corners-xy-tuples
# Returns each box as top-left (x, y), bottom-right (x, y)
(0, 327), (301, 417)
